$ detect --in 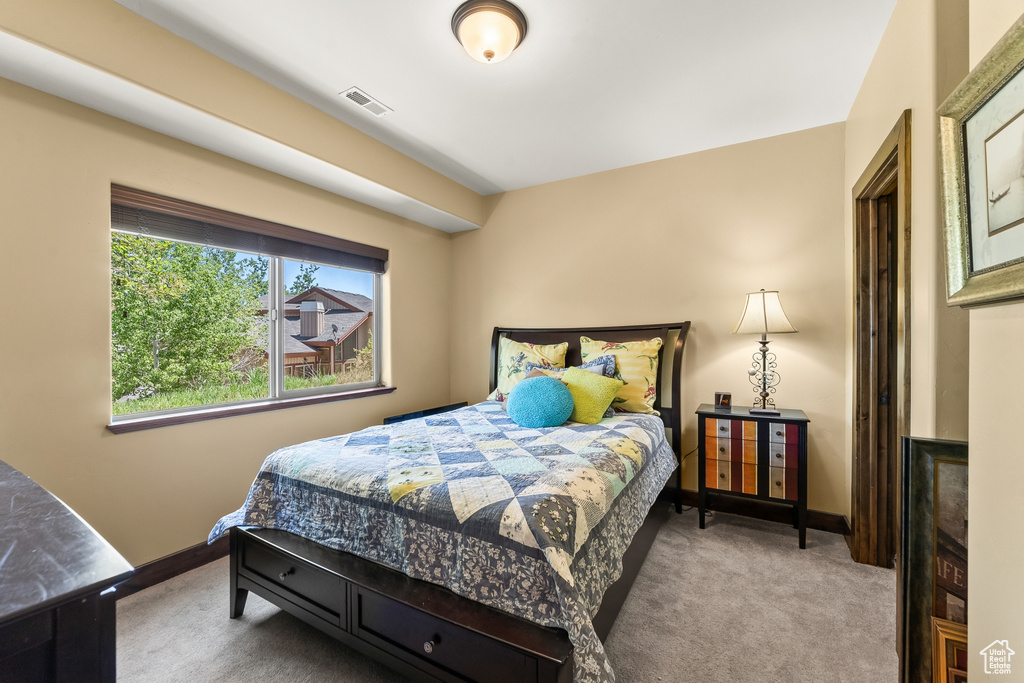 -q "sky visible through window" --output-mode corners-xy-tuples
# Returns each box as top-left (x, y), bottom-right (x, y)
(235, 255), (373, 297)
